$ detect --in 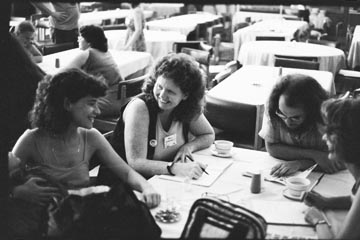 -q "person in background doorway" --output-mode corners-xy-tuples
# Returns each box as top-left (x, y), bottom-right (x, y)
(123, 2), (146, 52)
